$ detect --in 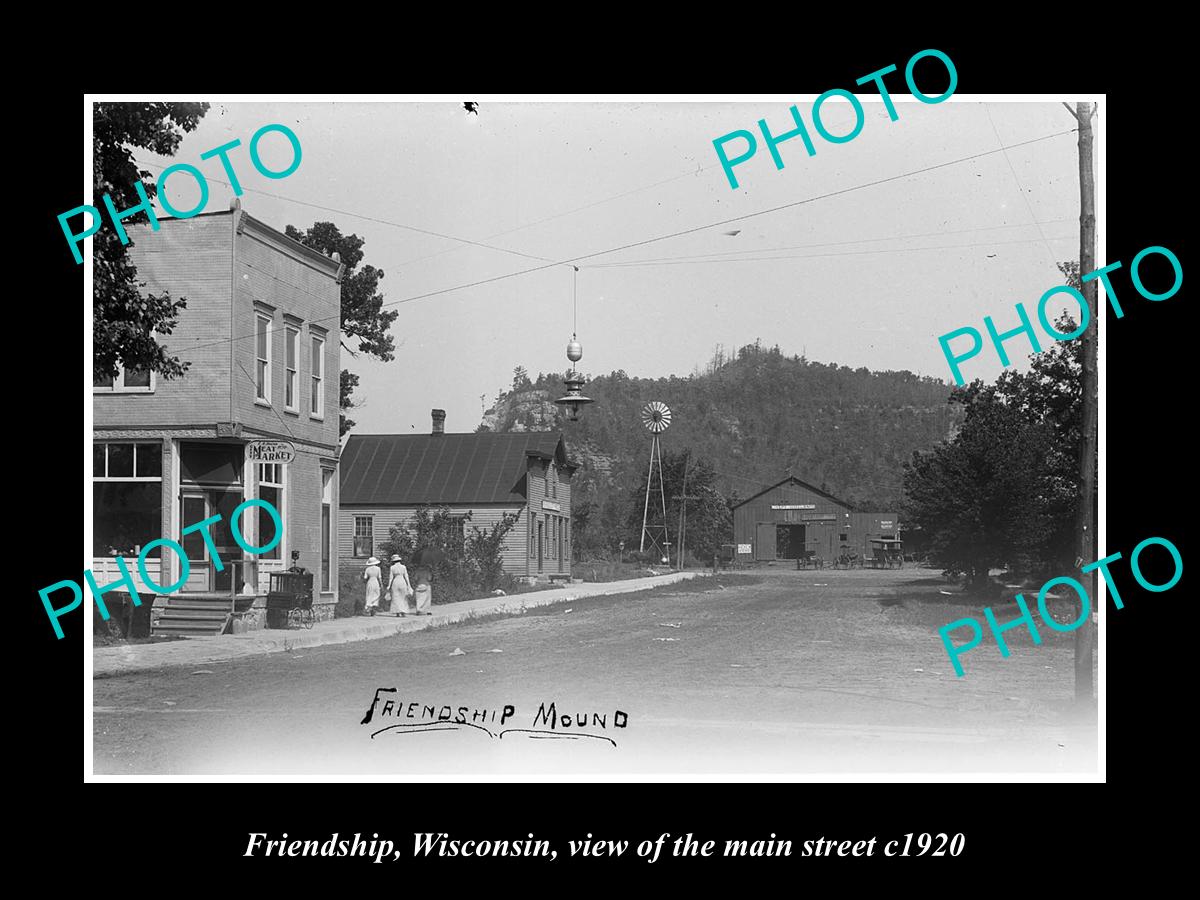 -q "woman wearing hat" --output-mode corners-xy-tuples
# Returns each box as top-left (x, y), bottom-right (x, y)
(387, 553), (414, 616)
(362, 556), (383, 617)
(362, 556), (381, 619)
